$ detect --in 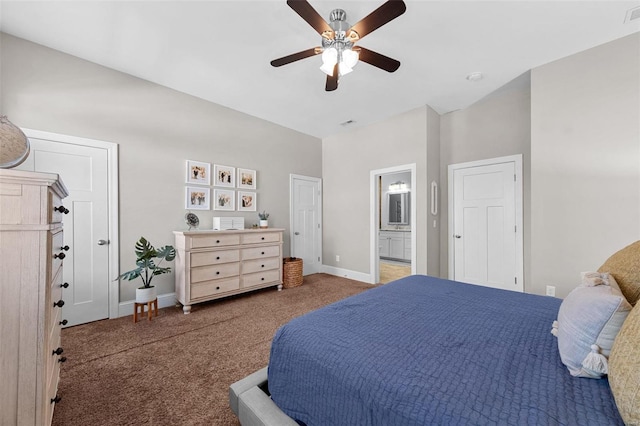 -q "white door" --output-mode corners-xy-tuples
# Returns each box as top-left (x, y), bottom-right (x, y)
(16, 137), (111, 325)
(290, 175), (322, 275)
(449, 156), (523, 292)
